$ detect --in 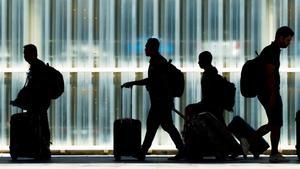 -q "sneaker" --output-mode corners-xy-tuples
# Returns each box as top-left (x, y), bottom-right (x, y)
(269, 153), (289, 163)
(240, 138), (250, 159)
